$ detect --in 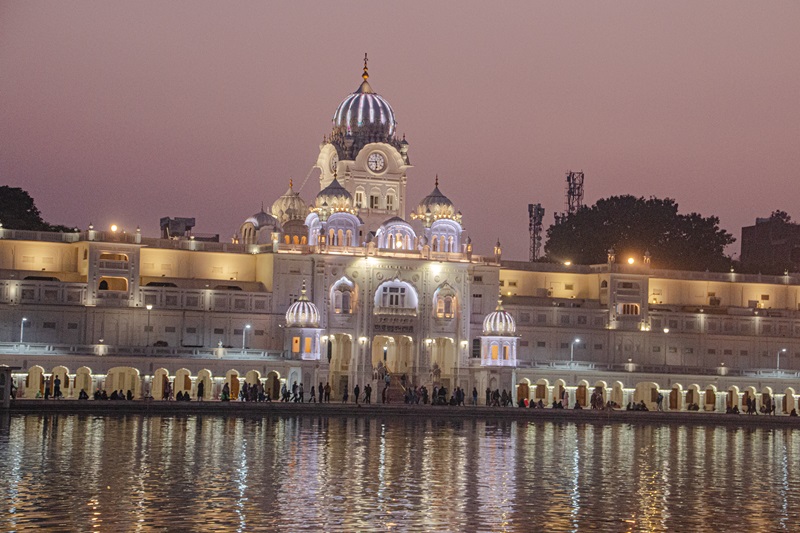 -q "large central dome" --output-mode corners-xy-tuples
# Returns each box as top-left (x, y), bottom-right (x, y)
(331, 55), (397, 139)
